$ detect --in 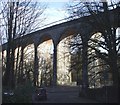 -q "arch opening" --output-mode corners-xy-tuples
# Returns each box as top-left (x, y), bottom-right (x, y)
(88, 32), (113, 88)
(57, 31), (82, 86)
(37, 39), (54, 87)
(21, 44), (34, 84)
